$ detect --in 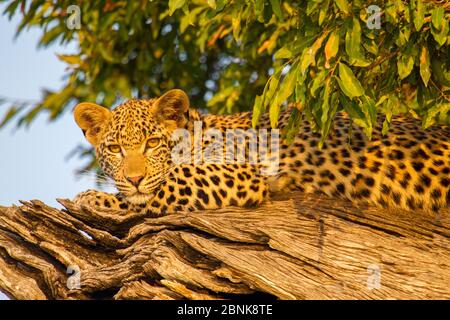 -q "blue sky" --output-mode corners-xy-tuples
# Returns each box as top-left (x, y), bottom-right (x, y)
(0, 7), (109, 299)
